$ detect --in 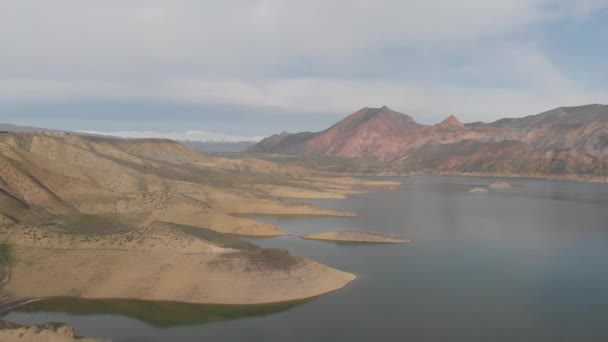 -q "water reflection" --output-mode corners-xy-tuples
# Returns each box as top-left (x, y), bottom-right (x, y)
(3, 176), (608, 342)
(11, 298), (306, 327)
